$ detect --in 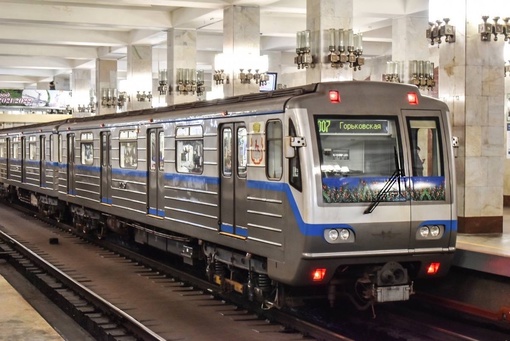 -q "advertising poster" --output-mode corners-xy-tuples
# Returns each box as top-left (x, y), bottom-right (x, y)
(0, 89), (72, 109)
